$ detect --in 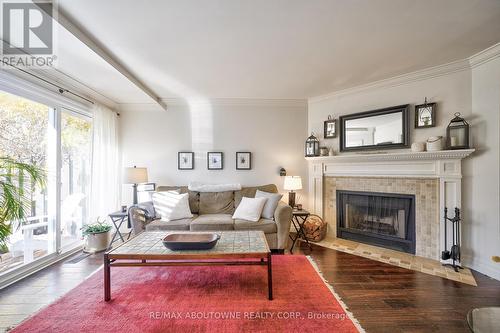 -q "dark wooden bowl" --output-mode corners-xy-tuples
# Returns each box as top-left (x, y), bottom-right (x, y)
(162, 233), (220, 250)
